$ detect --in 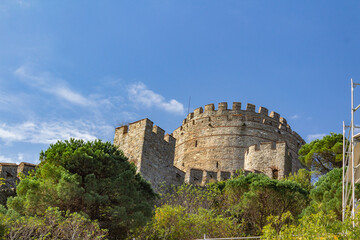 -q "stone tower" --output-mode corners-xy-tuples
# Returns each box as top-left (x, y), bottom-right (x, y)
(114, 102), (305, 190)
